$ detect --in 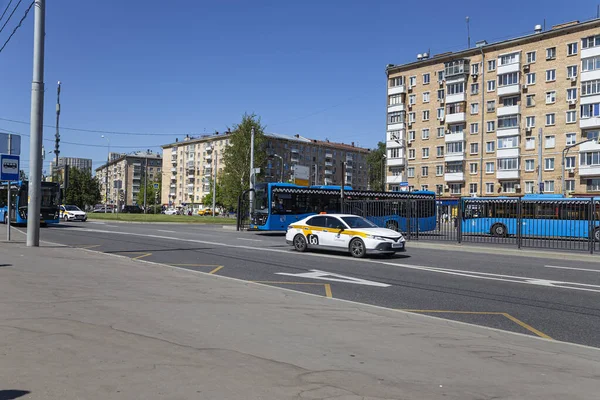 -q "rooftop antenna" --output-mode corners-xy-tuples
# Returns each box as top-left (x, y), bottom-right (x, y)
(466, 16), (471, 48)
